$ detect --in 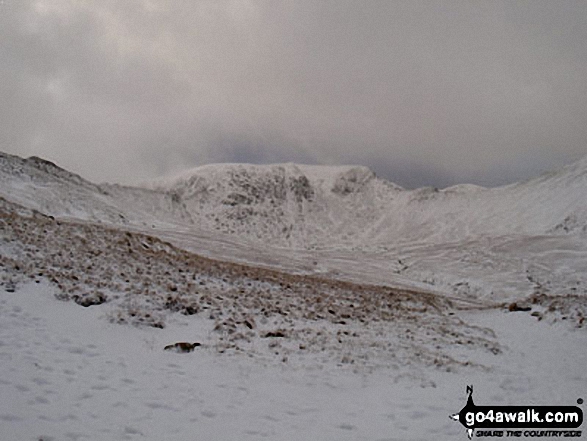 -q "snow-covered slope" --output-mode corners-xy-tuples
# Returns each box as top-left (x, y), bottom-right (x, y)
(144, 156), (587, 248)
(2, 278), (586, 441)
(2, 151), (586, 250)
(0, 152), (192, 228)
